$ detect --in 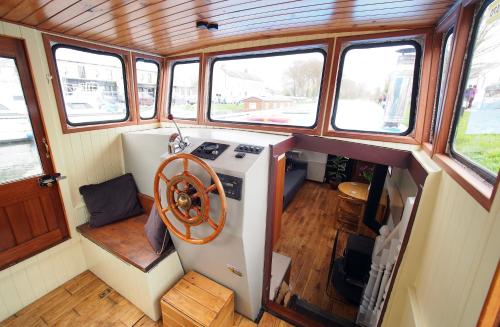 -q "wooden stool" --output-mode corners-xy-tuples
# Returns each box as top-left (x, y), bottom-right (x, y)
(161, 271), (234, 327)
